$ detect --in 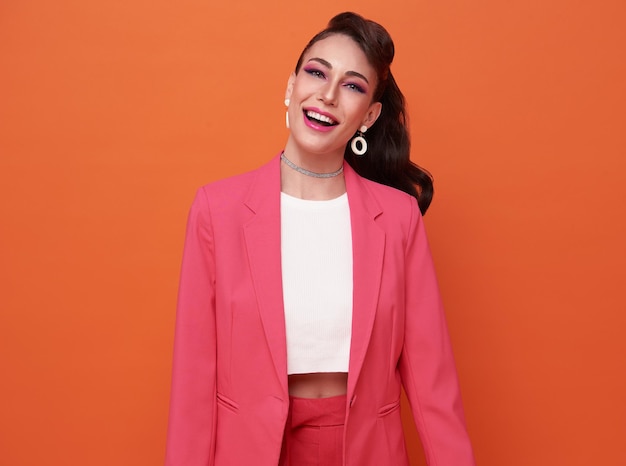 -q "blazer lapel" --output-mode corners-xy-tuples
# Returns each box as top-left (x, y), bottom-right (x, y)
(344, 163), (386, 399)
(241, 156), (385, 400)
(243, 155), (289, 396)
